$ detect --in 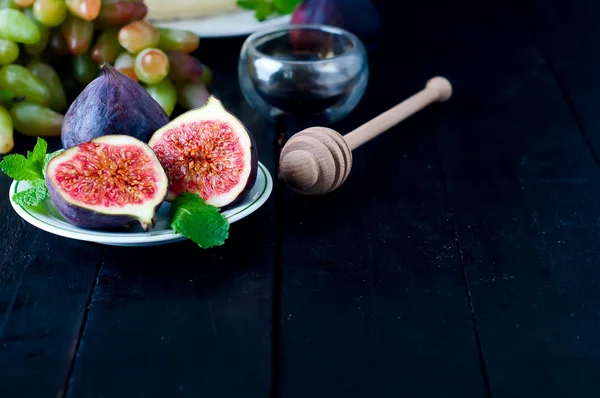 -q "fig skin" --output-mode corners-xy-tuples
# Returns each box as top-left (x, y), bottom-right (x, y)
(148, 95), (258, 209)
(45, 135), (169, 231)
(224, 120), (258, 210)
(46, 177), (160, 230)
(61, 62), (170, 149)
